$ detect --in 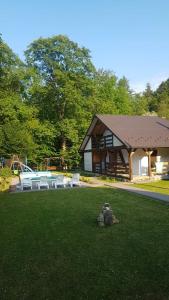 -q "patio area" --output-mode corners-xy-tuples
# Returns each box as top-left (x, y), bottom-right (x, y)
(10, 172), (83, 192)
